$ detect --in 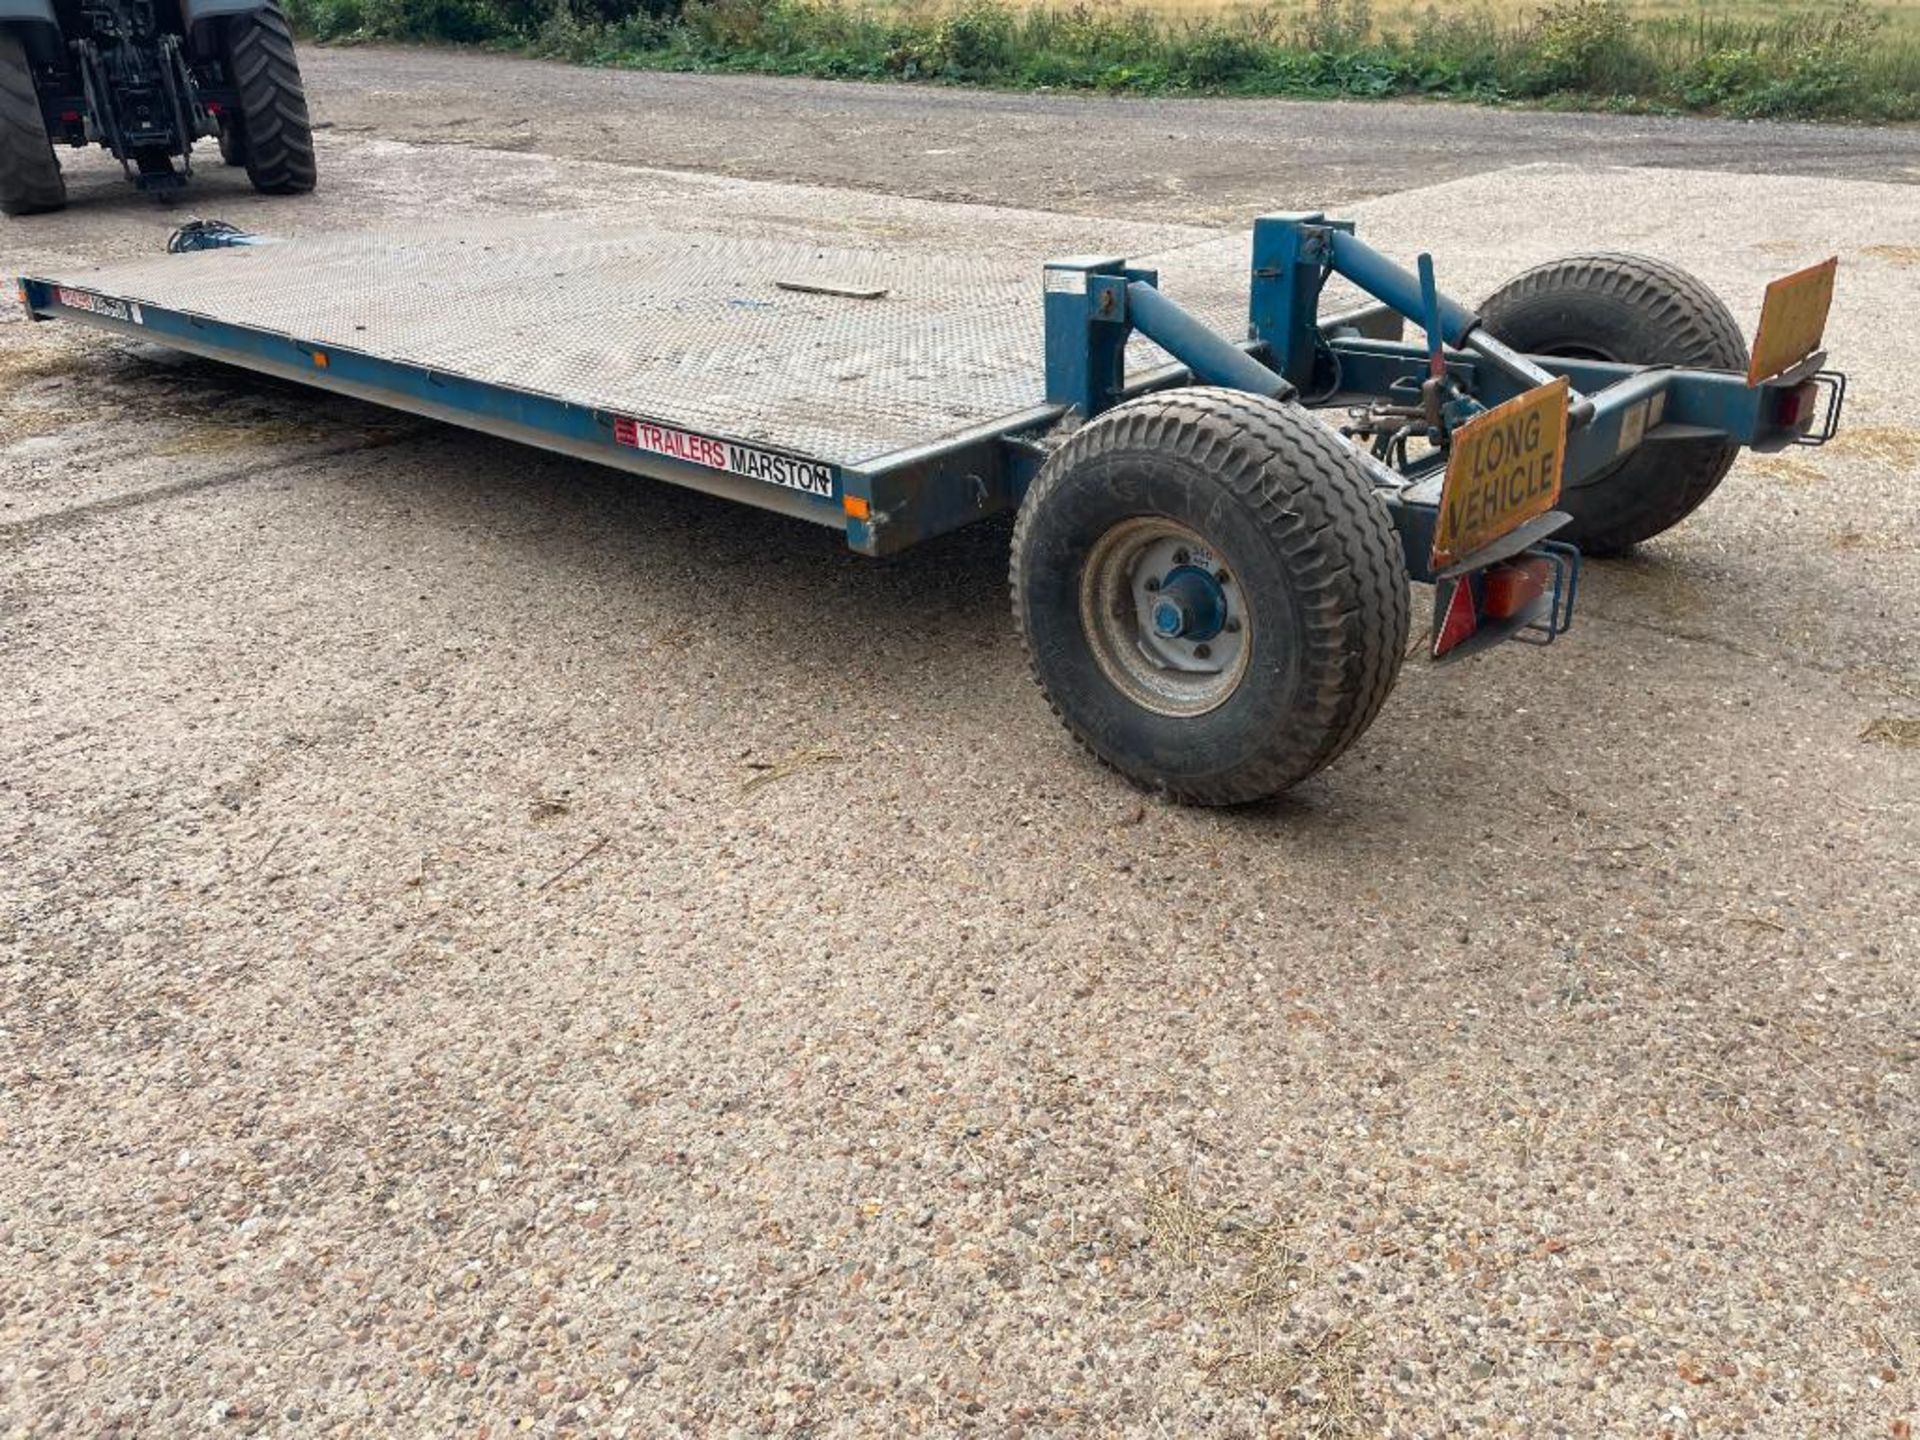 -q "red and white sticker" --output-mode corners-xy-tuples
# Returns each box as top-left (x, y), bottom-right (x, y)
(612, 416), (834, 499)
(55, 287), (142, 326)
